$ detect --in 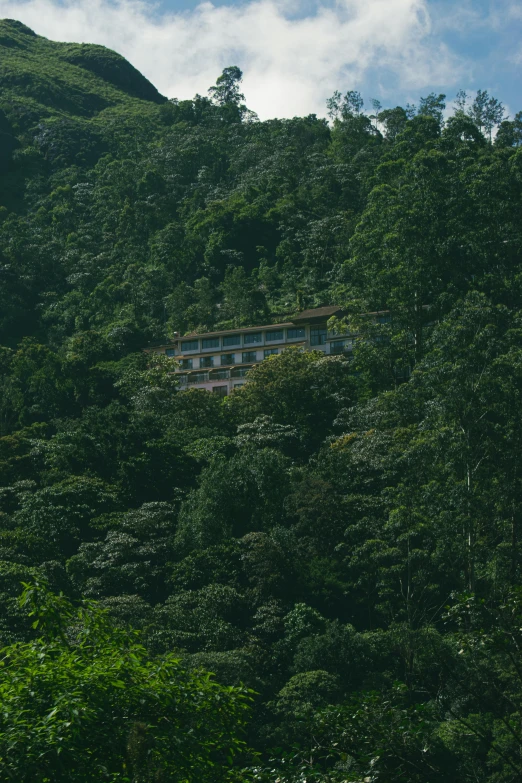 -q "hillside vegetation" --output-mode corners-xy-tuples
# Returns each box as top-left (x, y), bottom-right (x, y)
(1, 19), (522, 782)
